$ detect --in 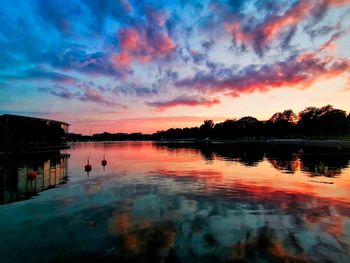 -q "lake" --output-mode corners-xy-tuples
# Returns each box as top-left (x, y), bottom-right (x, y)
(1, 141), (350, 262)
